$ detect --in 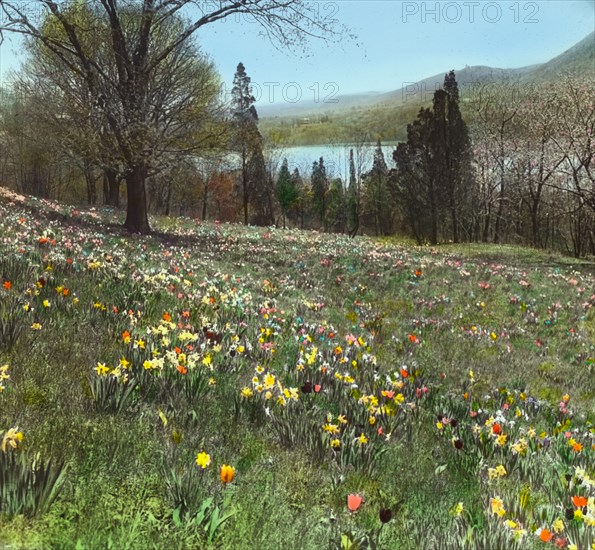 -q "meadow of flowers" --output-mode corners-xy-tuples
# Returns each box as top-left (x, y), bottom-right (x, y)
(0, 186), (594, 549)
